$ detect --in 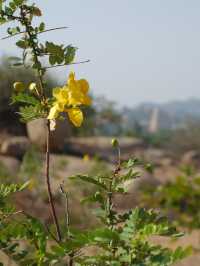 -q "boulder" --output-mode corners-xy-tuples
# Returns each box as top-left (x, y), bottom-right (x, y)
(0, 155), (20, 175)
(143, 148), (166, 165)
(27, 118), (71, 152)
(1, 136), (30, 158)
